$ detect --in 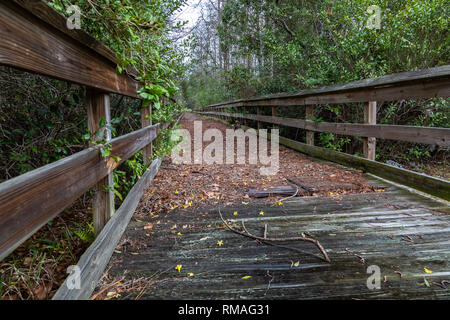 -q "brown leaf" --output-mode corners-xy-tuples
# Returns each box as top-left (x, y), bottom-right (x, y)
(33, 284), (50, 300)
(144, 223), (153, 230)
